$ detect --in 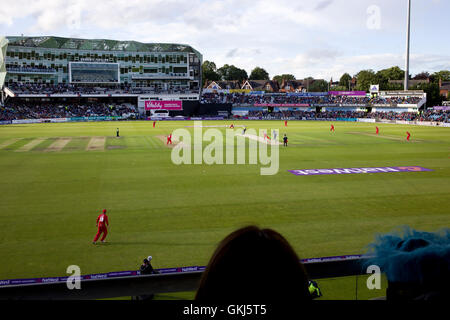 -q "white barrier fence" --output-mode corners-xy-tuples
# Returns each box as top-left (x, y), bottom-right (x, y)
(363, 118), (450, 127)
(357, 118), (376, 123)
(11, 118), (69, 124)
(3, 117), (450, 127)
